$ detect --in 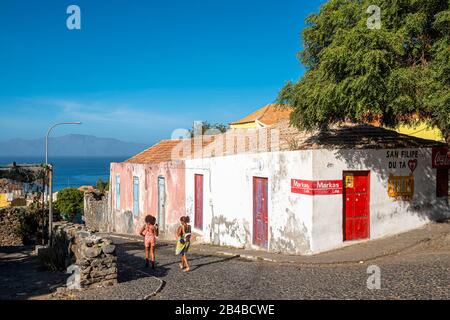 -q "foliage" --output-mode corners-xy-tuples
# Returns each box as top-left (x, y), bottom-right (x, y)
(54, 188), (84, 221)
(12, 208), (40, 245)
(277, 0), (450, 142)
(96, 178), (110, 193)
(189, 121), (228, 137)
